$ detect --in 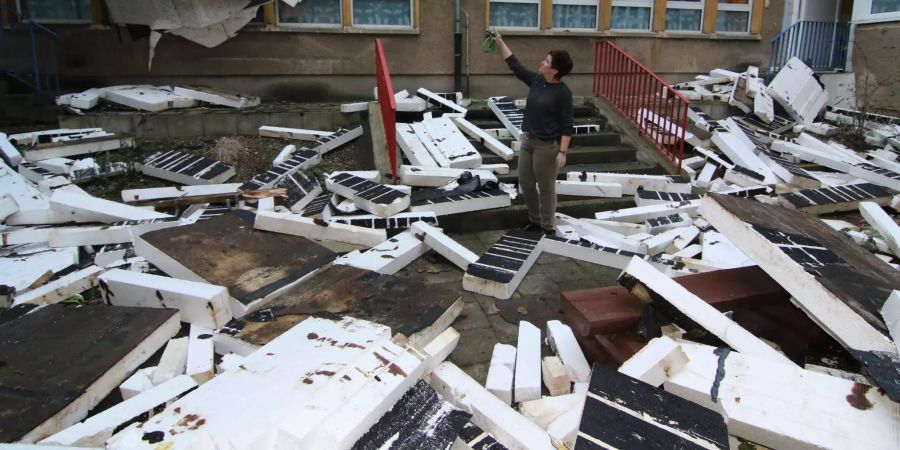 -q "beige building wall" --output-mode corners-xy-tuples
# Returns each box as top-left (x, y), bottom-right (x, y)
(2, 1), (785, 101)
(851, 21), (900, 115)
